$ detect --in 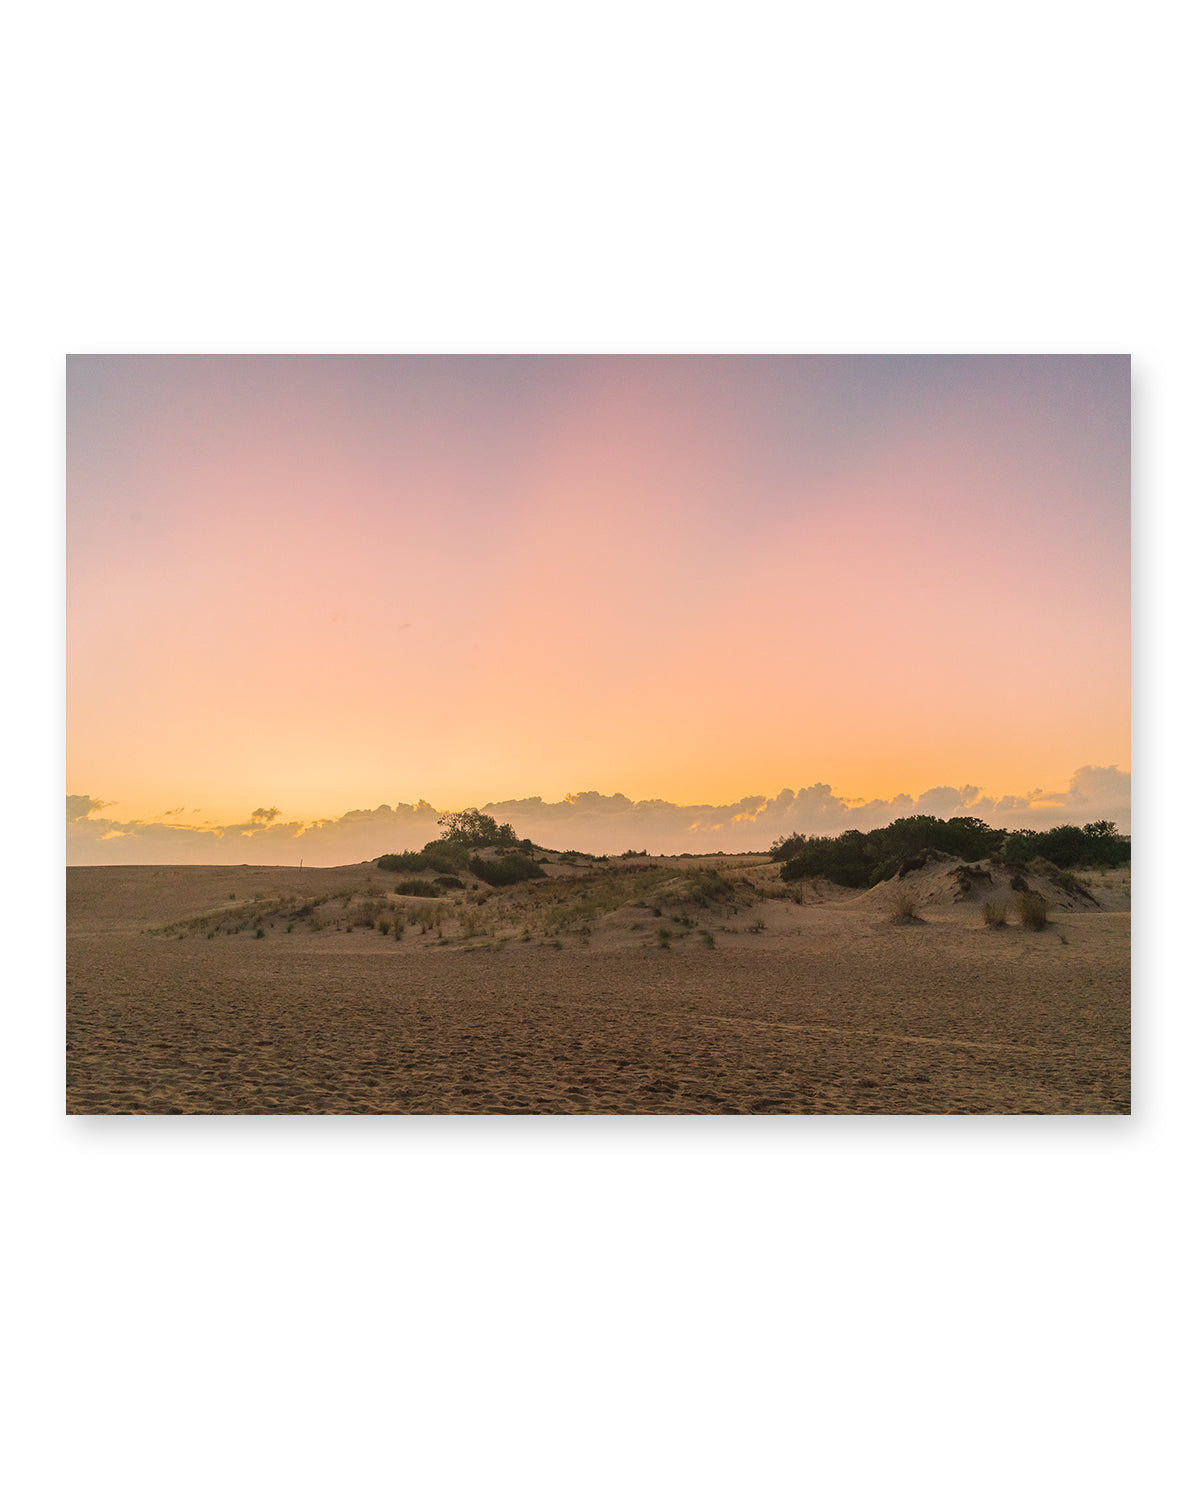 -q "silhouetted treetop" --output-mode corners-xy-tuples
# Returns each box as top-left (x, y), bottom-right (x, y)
(435, 808), (517, 848)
